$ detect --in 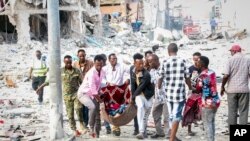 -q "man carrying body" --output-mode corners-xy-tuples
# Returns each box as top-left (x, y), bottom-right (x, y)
(73, 49), (93, 128)
(132, 51), (153, 136)
(102, 53), (130, 136)
(29, 50), (48, 104)
(130, 53), (155, 139)
(77, 55), (105, 138)
(37, 55), (86, 136)
(148, 54), (170, 139)
(158, 43), (192, 141)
